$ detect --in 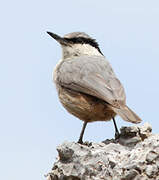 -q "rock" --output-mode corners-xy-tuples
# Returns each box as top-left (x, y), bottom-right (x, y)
(146, 150), (159, 164)
(145, 165), (158, 178)
(46, 123), (159, 180)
